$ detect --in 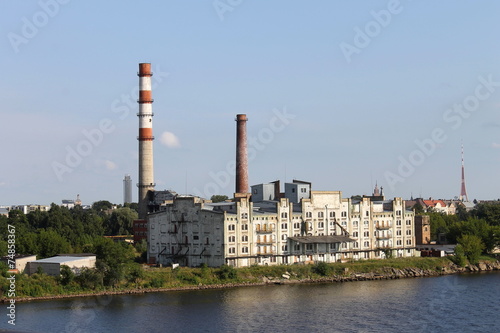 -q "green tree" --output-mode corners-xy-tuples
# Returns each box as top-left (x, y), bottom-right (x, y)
(413, 203), (424, 215)
(60, 265), (75, 285)
(92, 200), (114, 213)
(210, 195), (229, 203)
(105, 207), (138, 235)
(37, 229), (71, 258)
(457, 234), (484, 265)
